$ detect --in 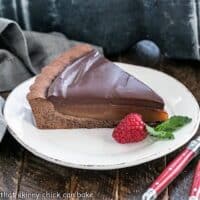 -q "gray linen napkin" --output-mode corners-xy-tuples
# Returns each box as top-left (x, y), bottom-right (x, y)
(0, 18), (102, 141)
(0, 18), (102, 92)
